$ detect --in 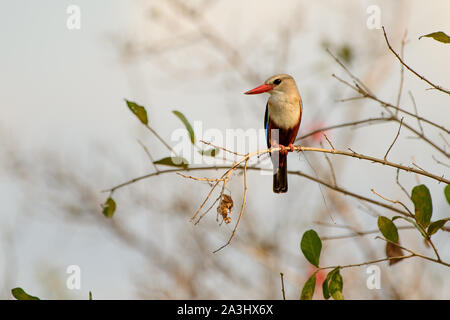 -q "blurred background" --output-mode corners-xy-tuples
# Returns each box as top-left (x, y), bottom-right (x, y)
(0, 0), (449, 299)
